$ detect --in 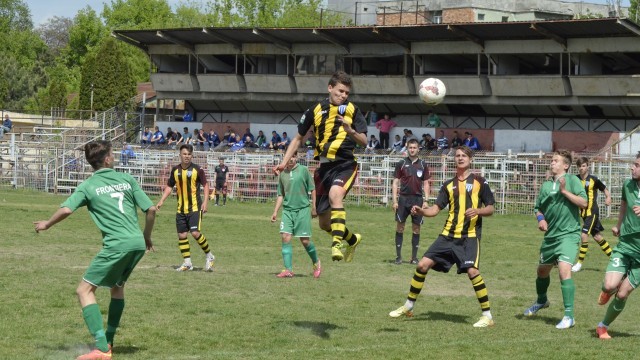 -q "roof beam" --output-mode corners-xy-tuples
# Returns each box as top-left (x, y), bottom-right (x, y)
(371, 27), (410, 52)
(447, 25), (484, 49)
(252, 28), (291, 53)
(312, 29), (350, 53)
(156, 31), (194, 52)
(111, 32), (148, 51)
(202, 28), (242, 52)
(530, 23), (567, 49)
(617, 18), (640, 37)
